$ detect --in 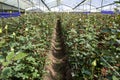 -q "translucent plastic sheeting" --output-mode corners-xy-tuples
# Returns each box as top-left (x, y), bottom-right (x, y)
(0, 2), (19, 11)
(0, 0), (119, 12)
(28, 0), (119, 12)
(73, 0), (118, 12)
(0, 0), (34, 10)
